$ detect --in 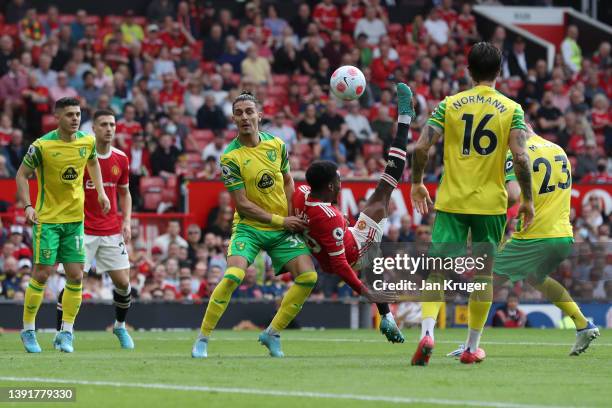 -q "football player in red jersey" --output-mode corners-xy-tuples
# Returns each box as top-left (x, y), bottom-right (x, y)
(294, 83), (416, 343)
(55, 109), (134, 349)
